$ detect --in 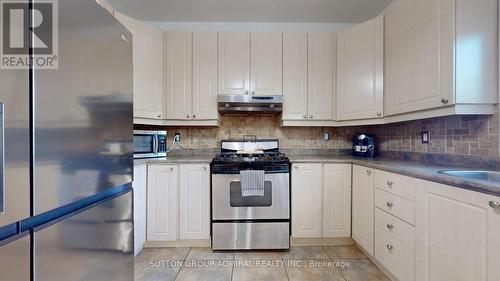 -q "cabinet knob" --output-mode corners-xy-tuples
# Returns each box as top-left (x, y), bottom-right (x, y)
(157, 113), (162, 118)
(489, 201), (500, 209)
(386, 224), (394, 230)
(366, 170), (372, 175)
(303, 115), (307, 119)
(294, 166), (299, 169)
(441, 98), (449, 104)
(309, 115), (313, 119)
(386, 201), (394, 208)
(203, 166), (207, 170)
(386, 245), (394, 250)
(252, 91), (255, 95)
(170, 167), (174, 171)
(245, 90), (249, 95)
(192, 114), (196, 119)
(387, 181), (394, 187)
(377, 112), (382, 117)
(186, 114), (190, 119)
